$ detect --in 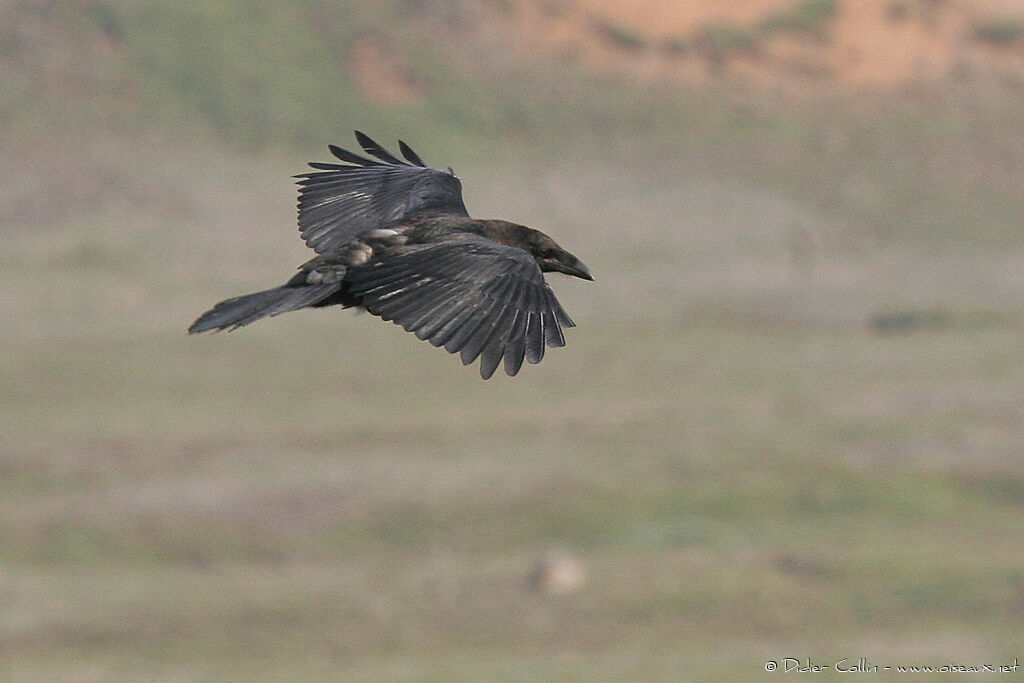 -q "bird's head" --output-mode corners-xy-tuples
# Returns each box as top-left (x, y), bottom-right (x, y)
(528, 233), (594, 281)
(485, 222), (594, 281)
